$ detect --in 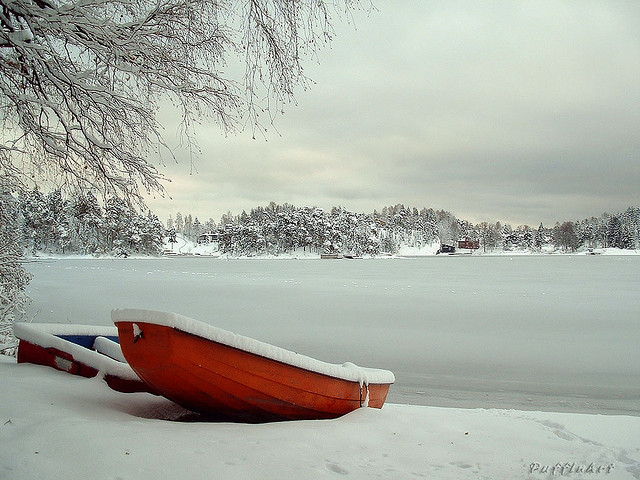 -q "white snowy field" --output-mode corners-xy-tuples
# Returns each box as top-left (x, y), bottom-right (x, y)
(1, 255), (639, 479)
(2, 354), (640, 480)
